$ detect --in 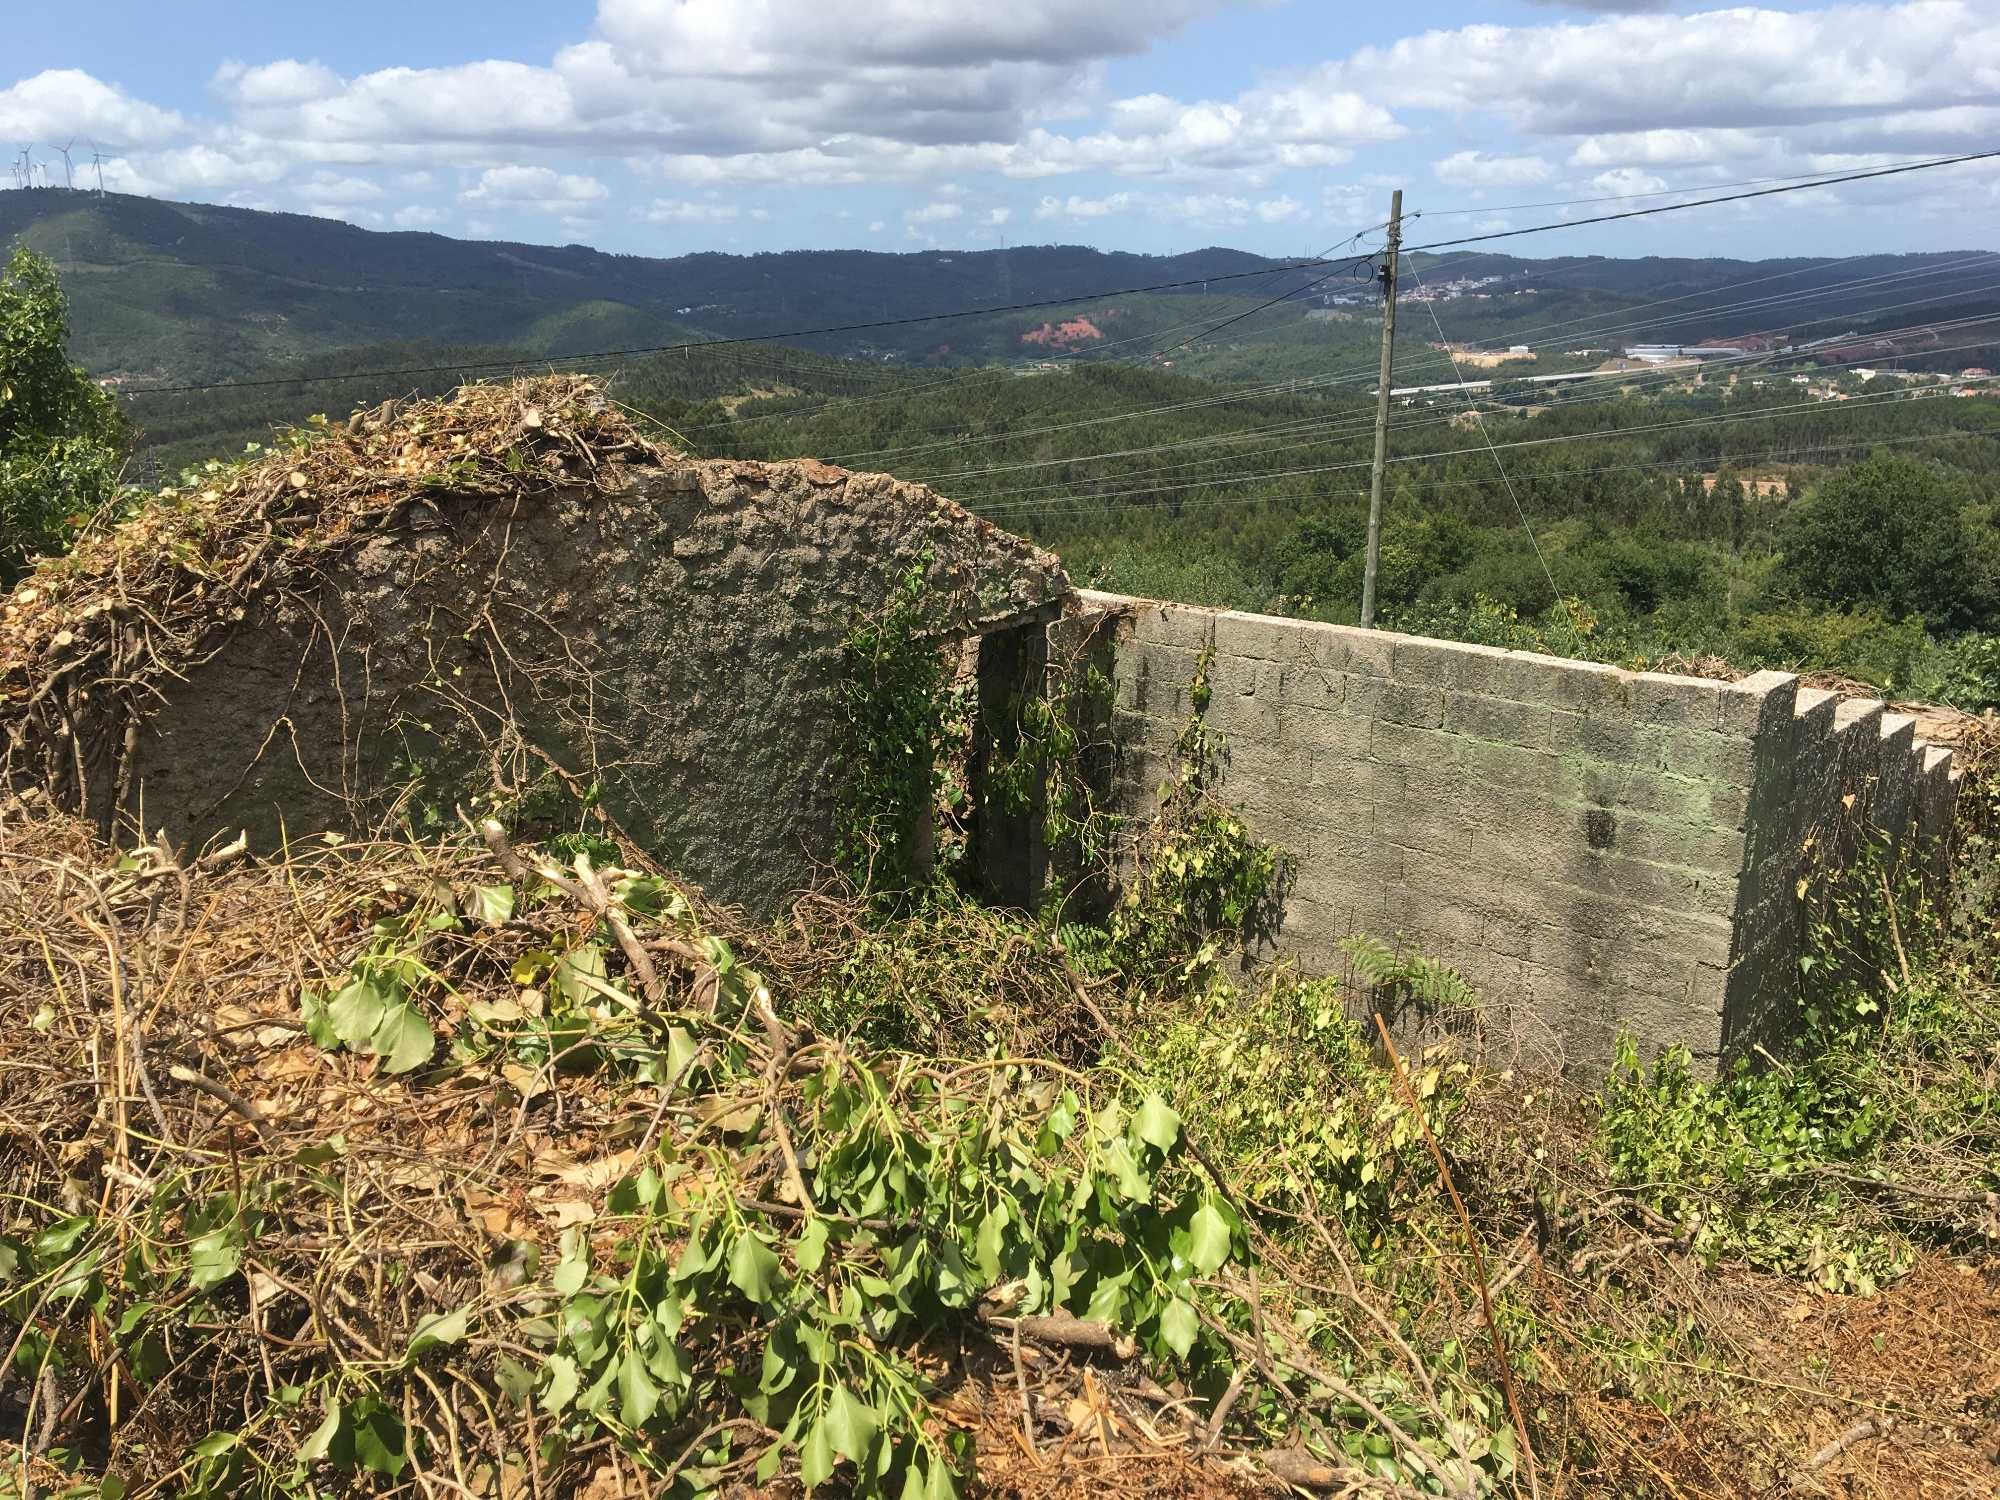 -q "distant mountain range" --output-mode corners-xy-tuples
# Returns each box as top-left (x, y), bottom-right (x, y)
(0, 189), (1280, 384)
(6, 189), (2000, 389)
